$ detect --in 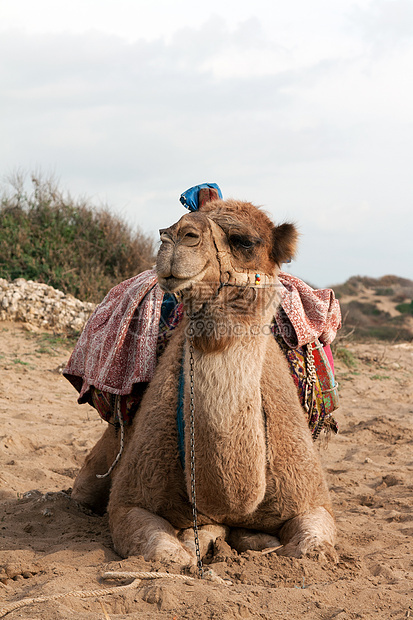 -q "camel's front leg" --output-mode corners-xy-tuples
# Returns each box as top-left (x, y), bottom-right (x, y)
(109, 505), (195, 565)
(278, 507), (338, 561)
